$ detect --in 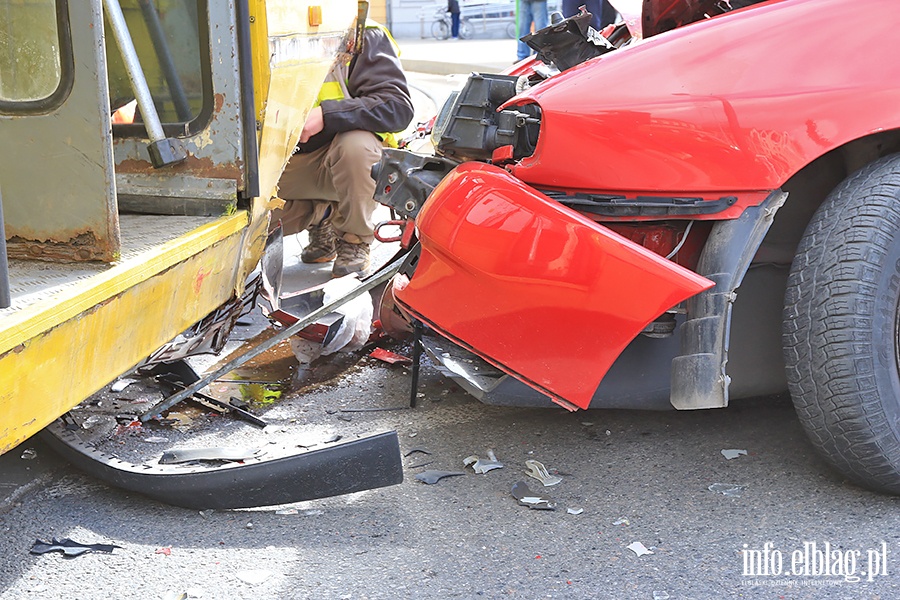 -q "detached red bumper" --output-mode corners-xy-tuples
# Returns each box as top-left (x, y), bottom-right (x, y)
(394, 163), (714, 410)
